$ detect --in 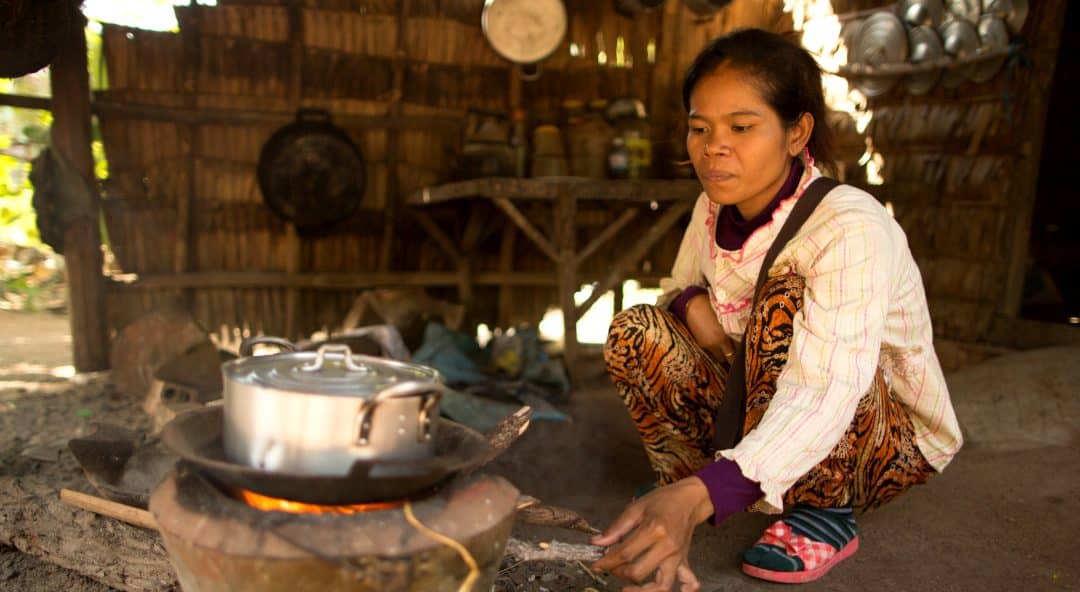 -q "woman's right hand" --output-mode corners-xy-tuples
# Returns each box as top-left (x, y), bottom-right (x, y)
(684, 294), (735, 362)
